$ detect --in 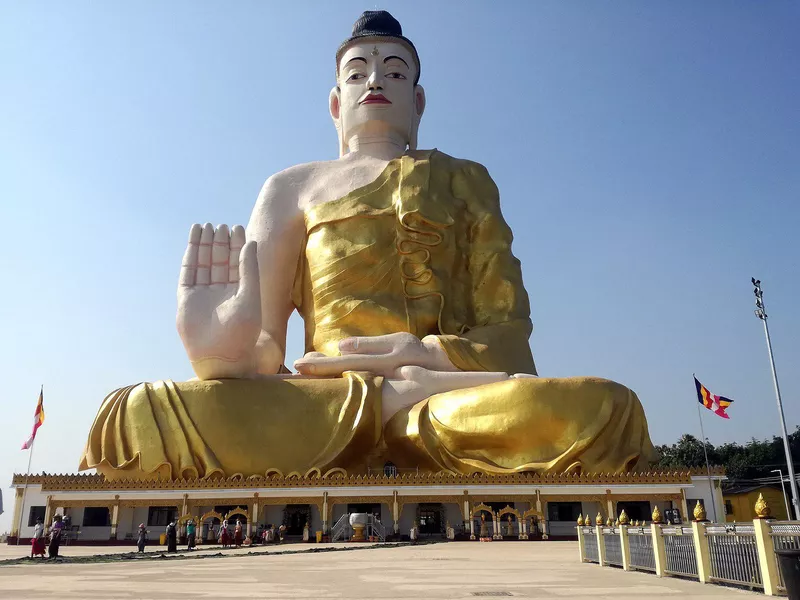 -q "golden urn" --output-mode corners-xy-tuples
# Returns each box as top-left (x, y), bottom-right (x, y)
(754, 493), (772, 519)
(693, 500), (707, 522)
(619, 510), (630, 525)
(651, 505), (662, 524)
